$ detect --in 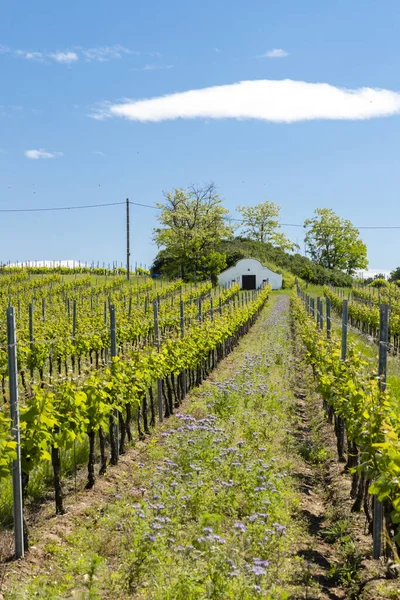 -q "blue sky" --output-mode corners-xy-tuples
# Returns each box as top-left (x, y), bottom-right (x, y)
(1, 0), (400, 274)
